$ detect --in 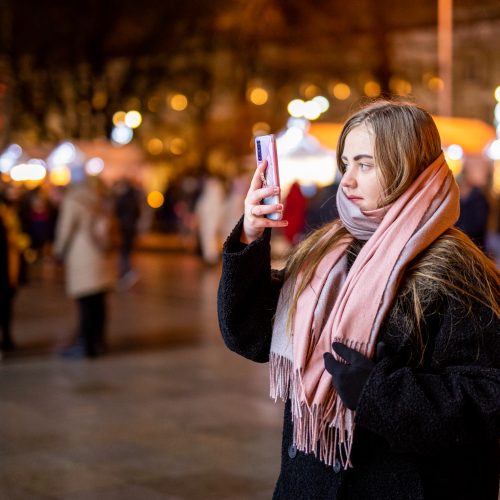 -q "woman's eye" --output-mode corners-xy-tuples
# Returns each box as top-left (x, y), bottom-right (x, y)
(359, 163), (373, 171)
